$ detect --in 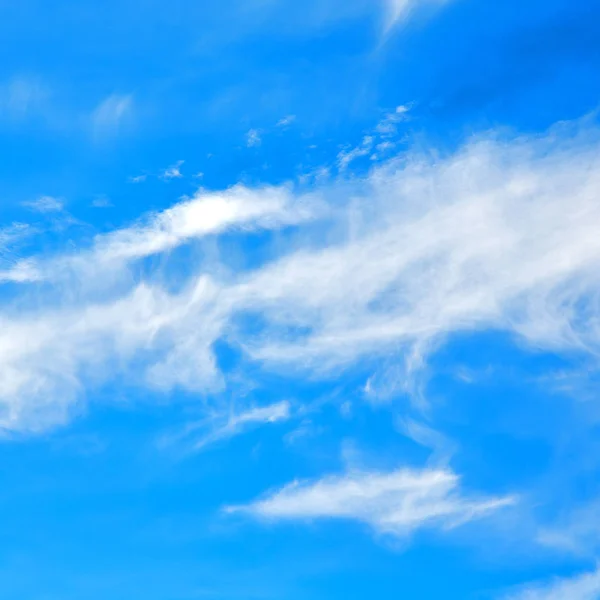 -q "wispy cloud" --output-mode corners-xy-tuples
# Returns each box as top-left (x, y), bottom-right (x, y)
(383, 0), (451, 34)
(227, 467), (515, 537)
(246, 129), (262, 147)
(22, 195), (64, 213)
(375, 104), (411, 137)
(91, 196), (113, 209)
(502, 567), (600, 600)
(337, 105), (411, 171)
(161, 160), (184, 180)
(276, 115), (296, 127)
(0, 224), (40, 284)
(168, 400), (292, 451)
(91, 93), (133, 139)
(90, 184), (314, 263)
(129, 174), (147, 184)
(1, 120), (600, 431)
(537, 498), (600, 557)
(337, 135), (374, 171)
(0, 76), (48, 120)
(0, 259), (42, 284)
